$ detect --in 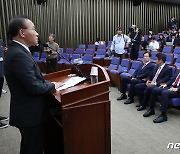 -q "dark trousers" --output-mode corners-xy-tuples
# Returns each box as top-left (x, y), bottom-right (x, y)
(148, 87), (168, 109)
(0, 77), (4, 98)
(46, 58), (58, 74)
(160, 89), (180, 112)
(120, 77), (142, 99)
(130, 45), (139, 60)
(114, 53), (124, 62)
(18, 124), (44, 154)
(135, 83), (158, 106)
